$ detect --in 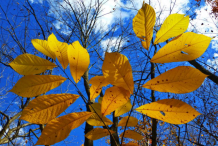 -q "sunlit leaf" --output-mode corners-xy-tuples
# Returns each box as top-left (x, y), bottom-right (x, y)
(85, 128), (115, 140)
(151, 32), (212, 63)
(101, 86), (130, 116)
(115, 100), (132, 117)
(68, 41), (90, 83)
(20, 94), (79, 124)
(9, 54), (56, 75)
(87, 103), (113, 126)
(86, 114), (113, 126)
(98, 97), (103, 104)
(48, 33), (68, 69)
(142, 66), (208, 93)
(118, 116), (138, 127)
(102, 52), (134, 94)
(89, 76), (109, 100)
(10, 75), (66, 97)
(154, 14), (189, 44)
(31, 39), (56, 59)
(36, 112), (93, 145)
(120, 130), (143, 140)
(133, 2), (156, 50)
(135, 99), (201, 124)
